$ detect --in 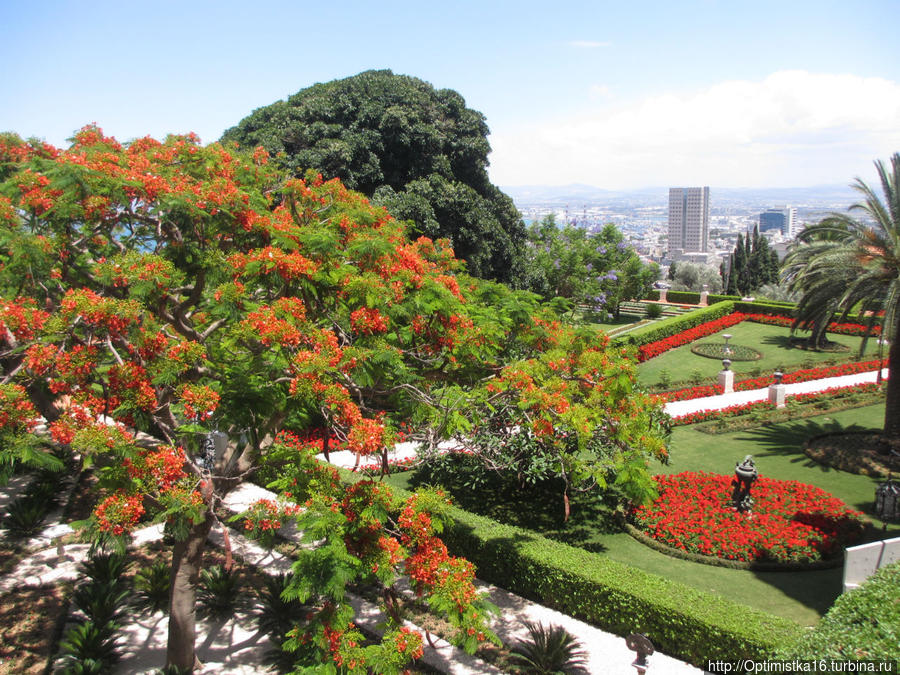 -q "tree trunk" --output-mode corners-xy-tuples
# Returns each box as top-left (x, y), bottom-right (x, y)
(883, 320), (900, 441)
(166, 510), (215, 671)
